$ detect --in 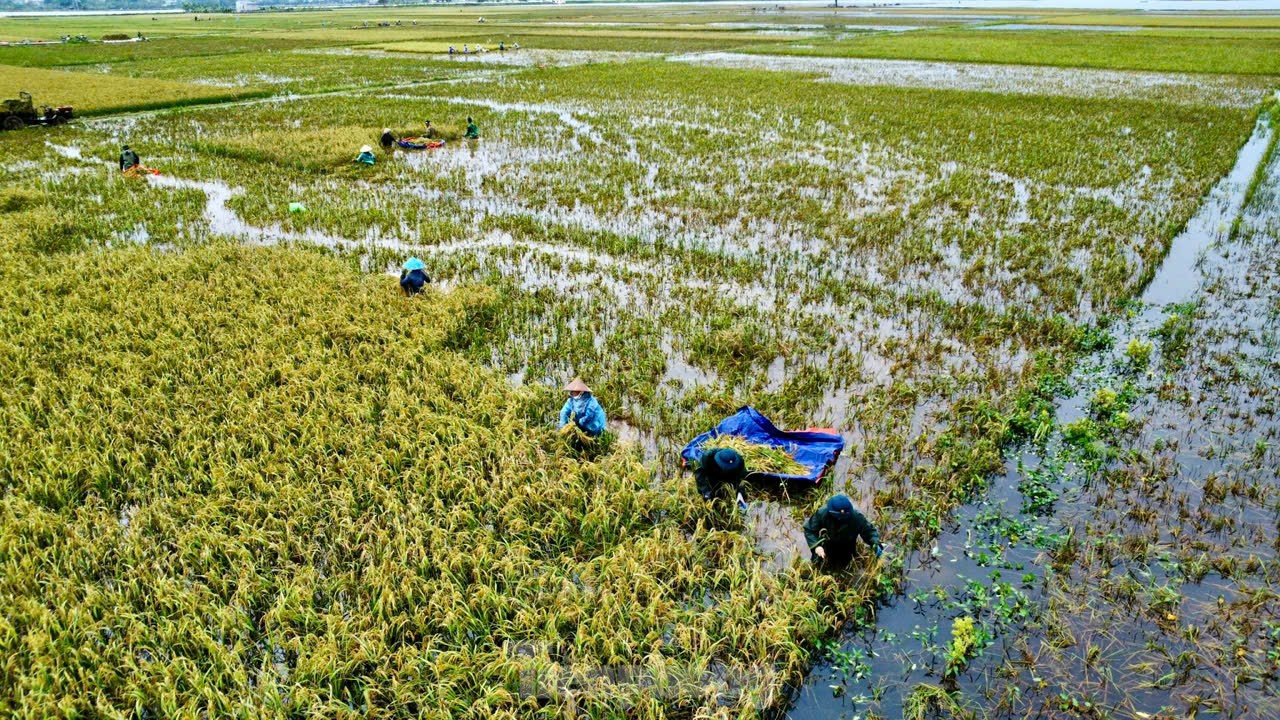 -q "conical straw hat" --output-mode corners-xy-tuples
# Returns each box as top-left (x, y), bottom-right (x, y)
(565, 377), (590, 393)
